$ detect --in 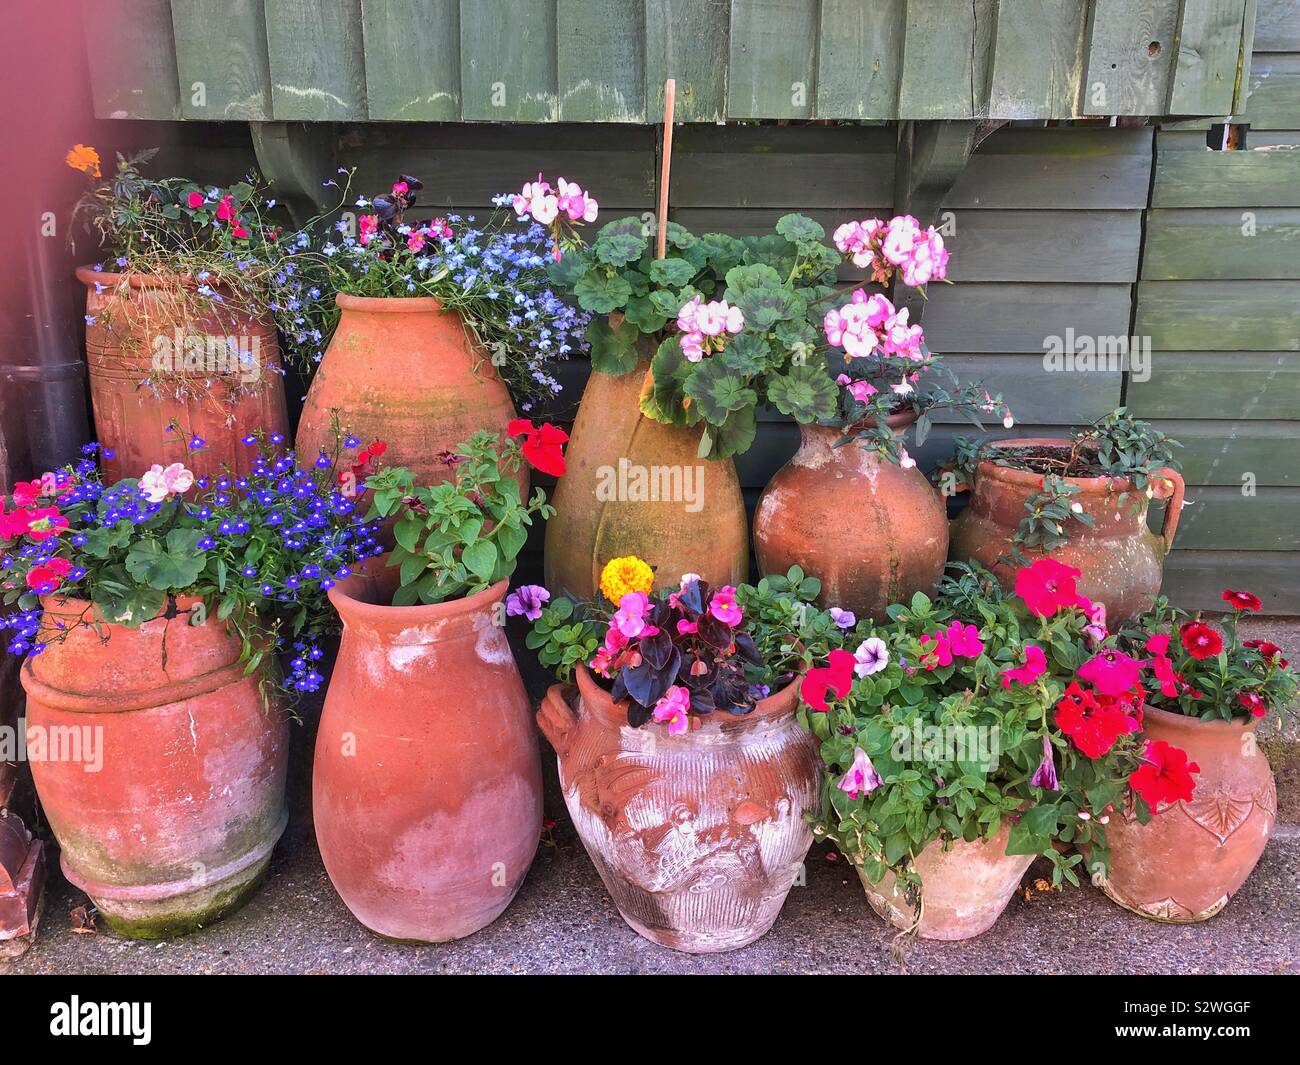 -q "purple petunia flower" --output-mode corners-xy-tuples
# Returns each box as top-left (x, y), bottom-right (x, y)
(505, 584), (550, 621)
